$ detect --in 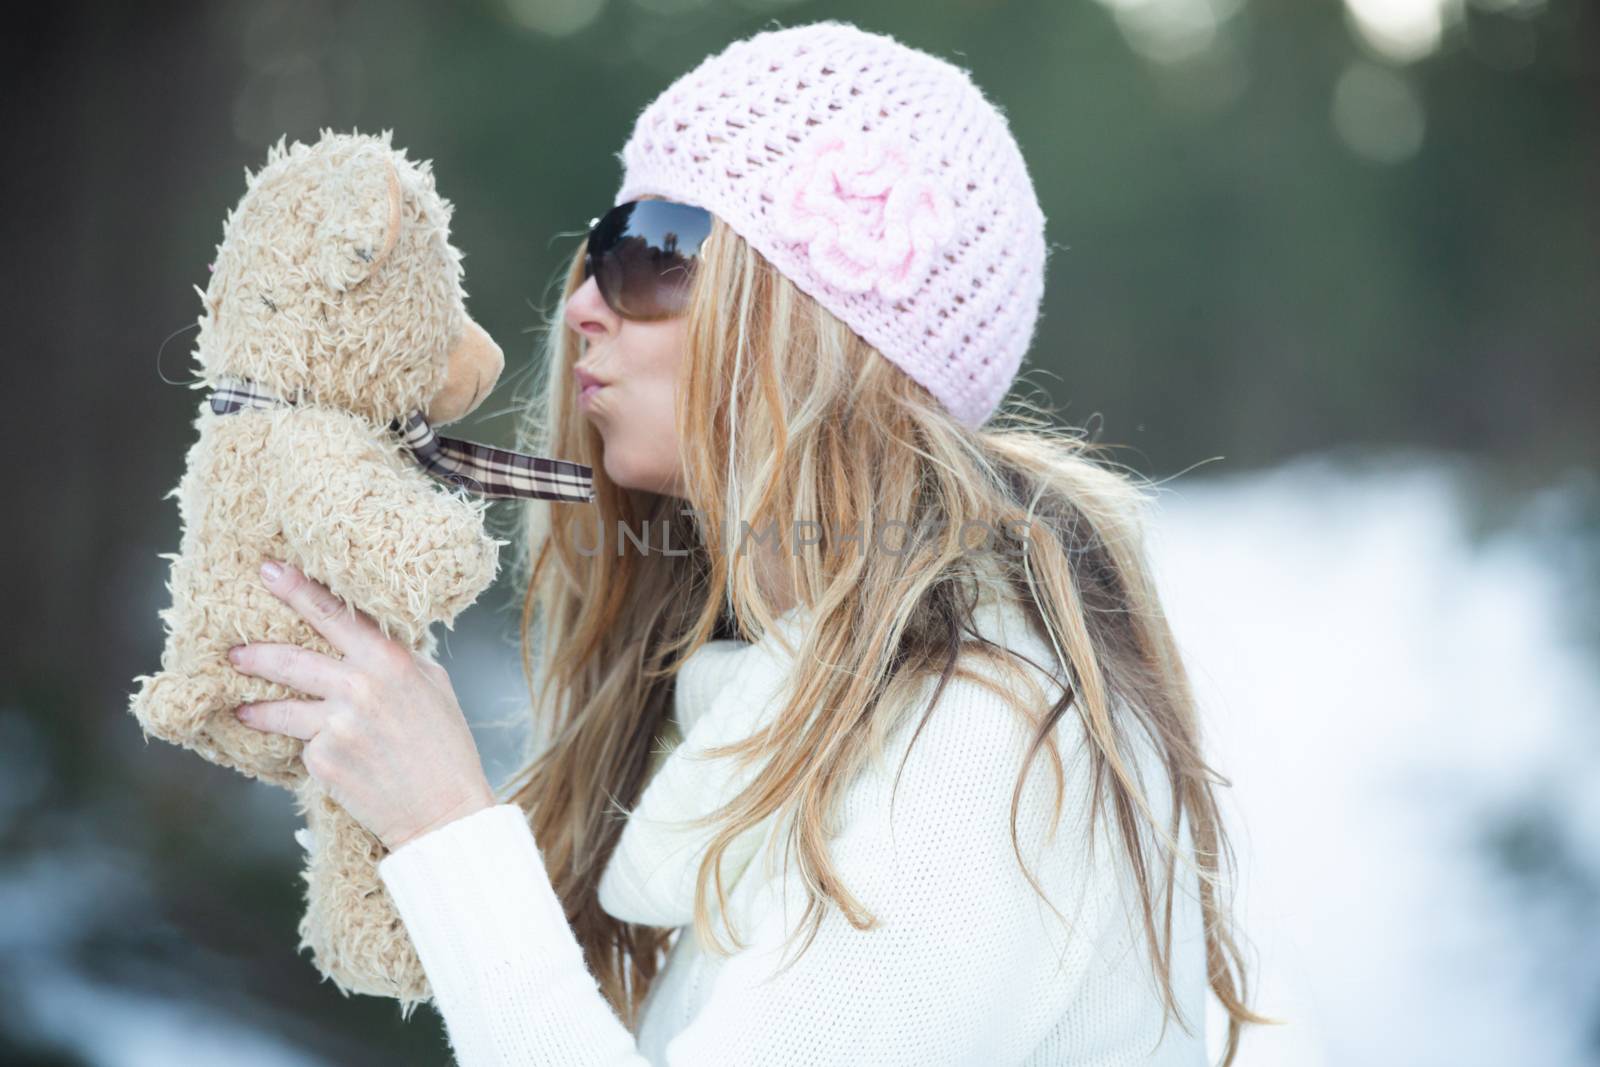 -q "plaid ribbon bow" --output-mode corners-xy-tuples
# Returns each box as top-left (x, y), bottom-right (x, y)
(206, 375), (594, 503)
